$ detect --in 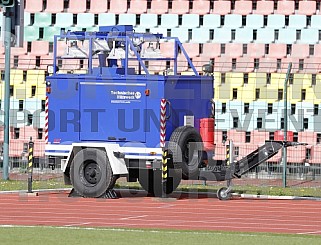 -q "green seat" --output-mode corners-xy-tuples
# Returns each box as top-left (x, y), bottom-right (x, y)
(55, 13), (74, 28)
(34, 12), (52, 27)
(24, 26), (39, 41)
(24, 12), (31, 26)
(43, 26), (61, 41)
